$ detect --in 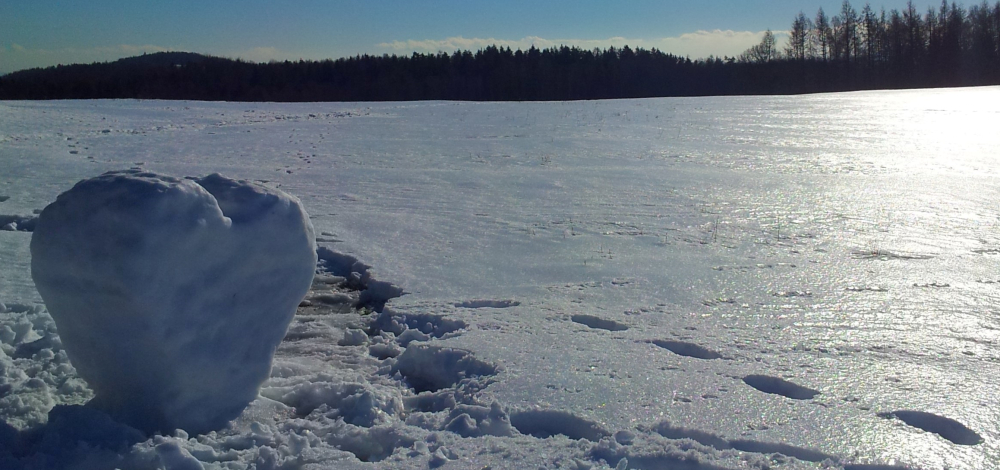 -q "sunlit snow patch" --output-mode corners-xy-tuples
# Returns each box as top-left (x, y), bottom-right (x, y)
(29, 170), (317, 434)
